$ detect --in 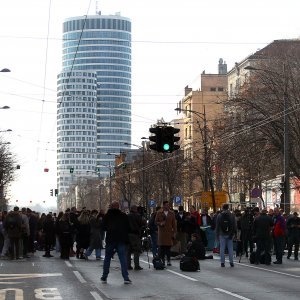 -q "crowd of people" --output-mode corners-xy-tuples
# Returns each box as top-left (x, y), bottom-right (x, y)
(0, 201), (299, 283)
